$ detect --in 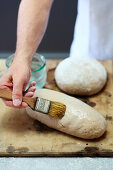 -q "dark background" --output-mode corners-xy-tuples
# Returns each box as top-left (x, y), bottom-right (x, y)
(0, 0), (77, 53)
